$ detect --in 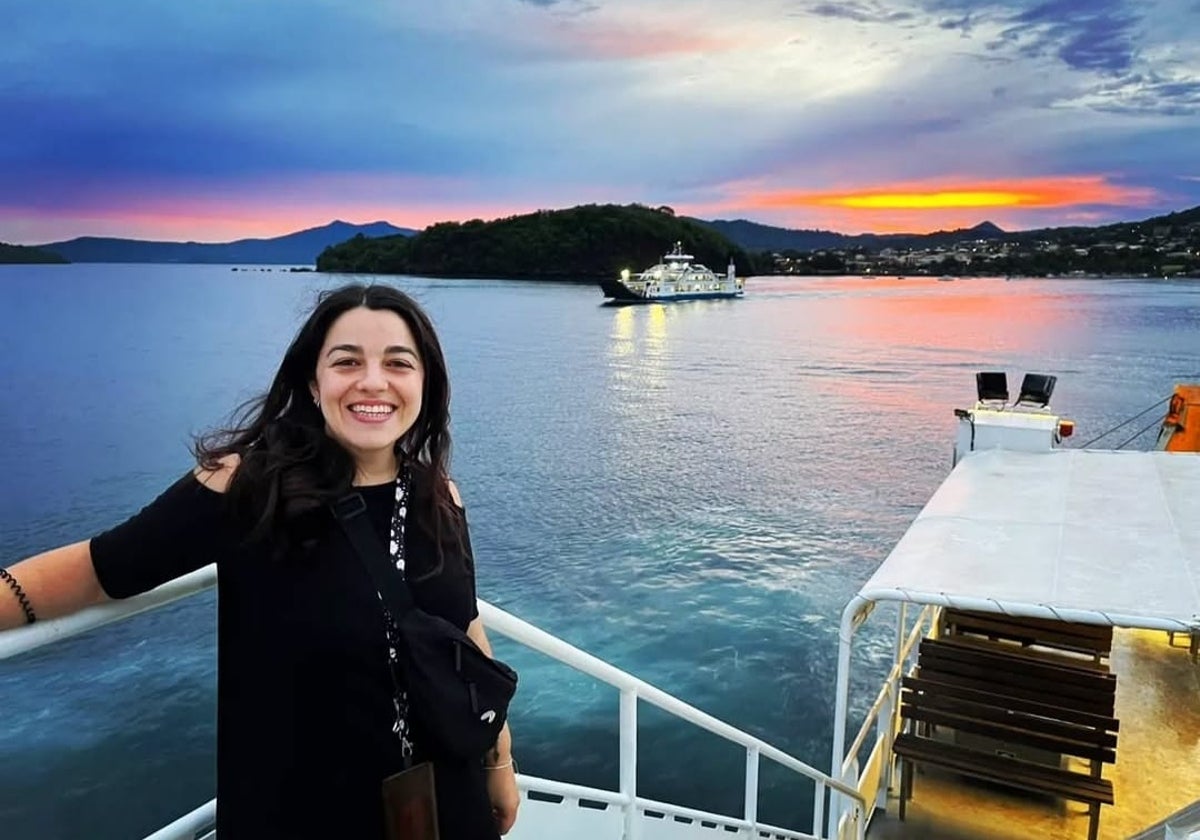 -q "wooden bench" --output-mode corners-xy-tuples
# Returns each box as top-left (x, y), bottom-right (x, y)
(893, 736), (1113, 839)
(917, 637), (1116, 716)
(893, 637), (1119, 840)
(942, 609), (1113, 663)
